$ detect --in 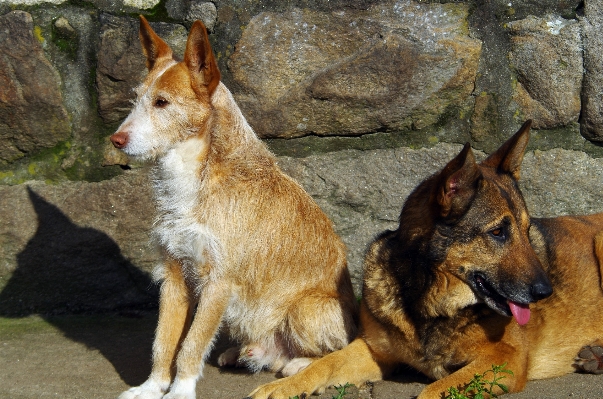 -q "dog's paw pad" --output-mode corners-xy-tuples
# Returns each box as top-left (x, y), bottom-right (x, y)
(218, 346), (240, 367)
(575, 345), (603, 374)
